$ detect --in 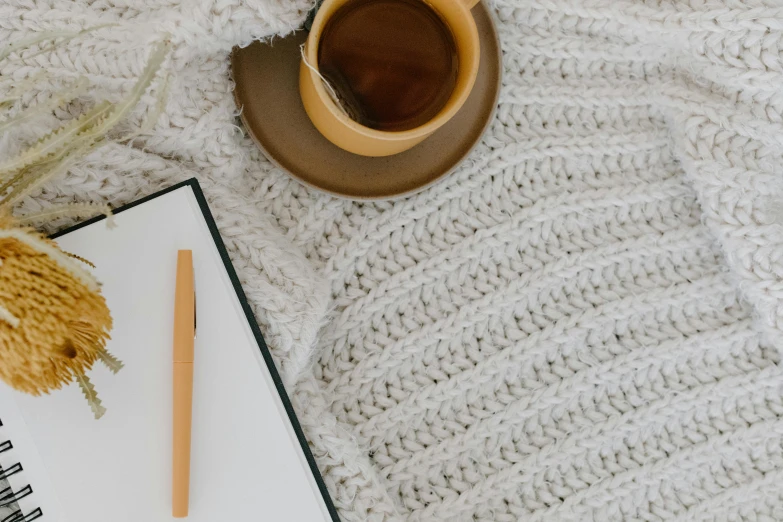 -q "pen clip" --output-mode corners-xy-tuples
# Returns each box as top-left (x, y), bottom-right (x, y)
(193, 267), (197, 339)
